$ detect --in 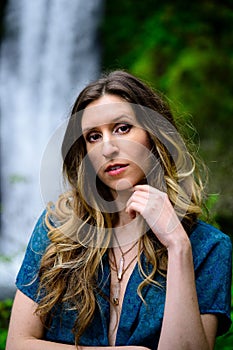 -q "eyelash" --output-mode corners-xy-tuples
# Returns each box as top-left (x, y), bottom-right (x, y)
(86, 123), (132, 143)
(115, 123), (132, 134)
